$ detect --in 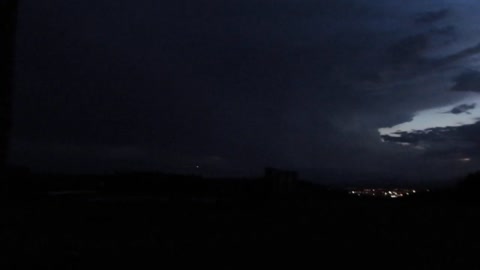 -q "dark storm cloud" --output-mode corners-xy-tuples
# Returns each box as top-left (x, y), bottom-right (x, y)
(443, 103), (476, 114)
(381, 127), (457, 145)
(451, 71), (480, 92)
(383, 123), (480, 169)
(414, 9), (450, 24)
(381, 121), (480, 163)
(389, 34), (430, 66)
(357, 25), (456, 87)
(11, 0), (480, 182)
(436, 43), (480, 66)
(386, 26), (455, 70)
(9, 139), (153, 172)
(432, 25), (455, 36)
(13, 0), (385, 167)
